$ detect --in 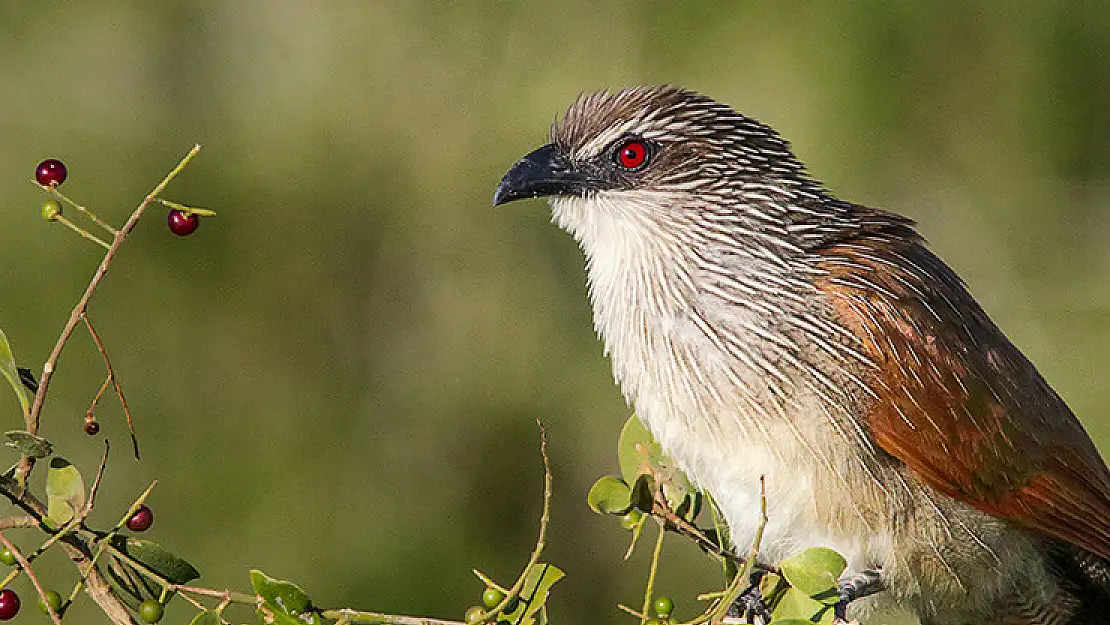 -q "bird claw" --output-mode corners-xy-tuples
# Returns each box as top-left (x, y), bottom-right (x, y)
(834, 568), (884, 622)
(727, 569), (772, 624)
